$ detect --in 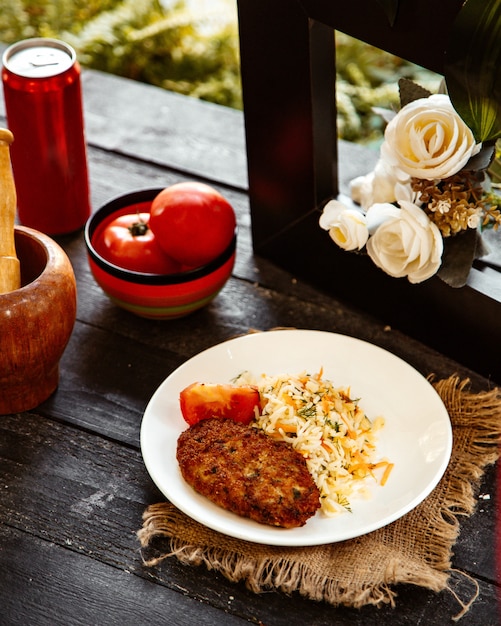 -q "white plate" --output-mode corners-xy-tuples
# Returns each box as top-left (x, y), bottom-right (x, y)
(140, 330), (452, 546)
